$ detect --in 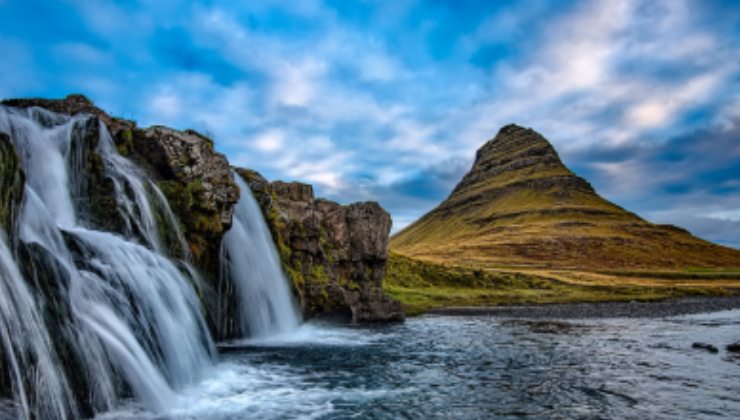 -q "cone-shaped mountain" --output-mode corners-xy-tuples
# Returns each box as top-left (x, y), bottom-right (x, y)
(391, 124), (740, 269)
